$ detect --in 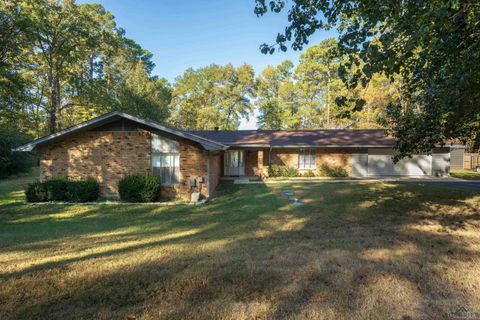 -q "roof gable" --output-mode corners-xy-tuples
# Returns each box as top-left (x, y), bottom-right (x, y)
(14, 112), (227, 152)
